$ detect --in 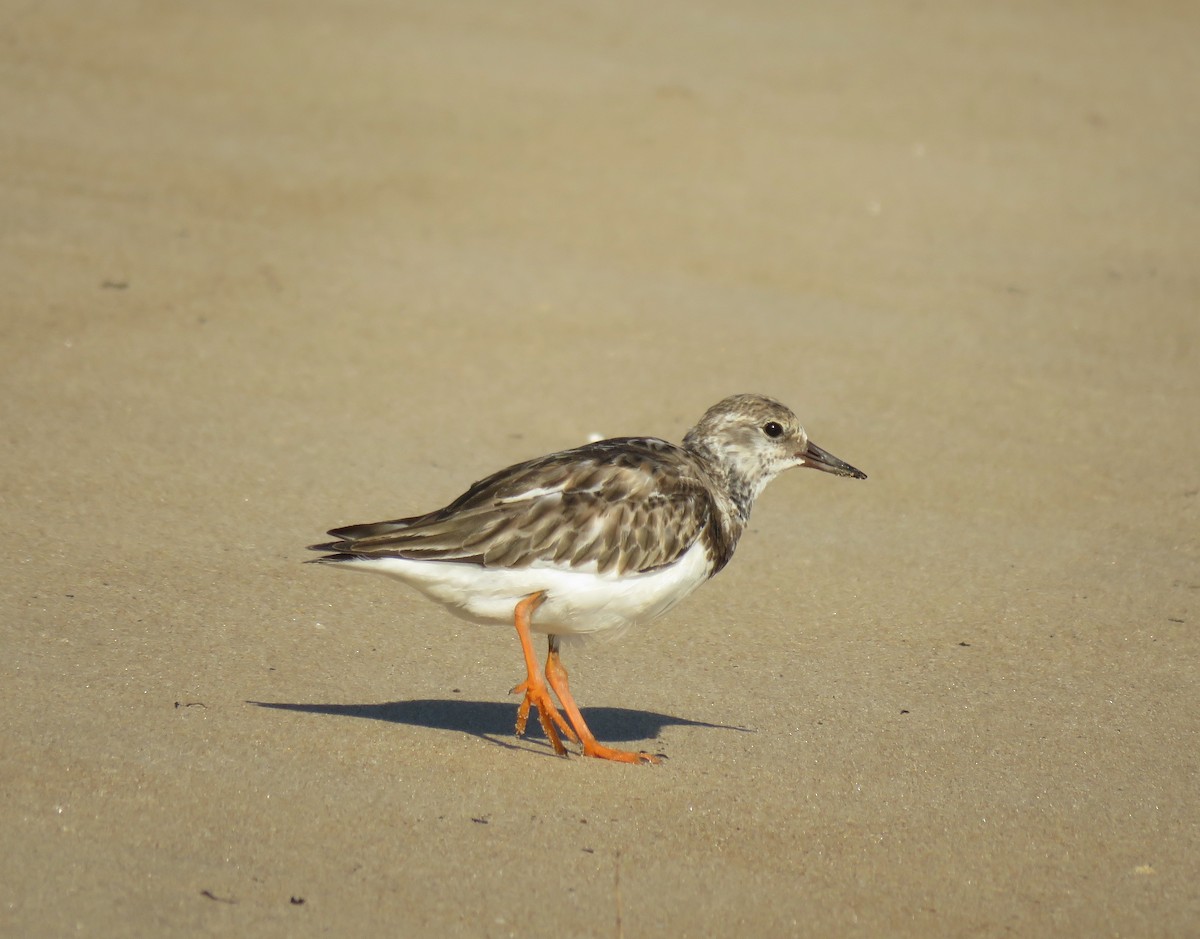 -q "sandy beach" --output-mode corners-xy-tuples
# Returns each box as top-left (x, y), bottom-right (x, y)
(2, 2), (1197, 935)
